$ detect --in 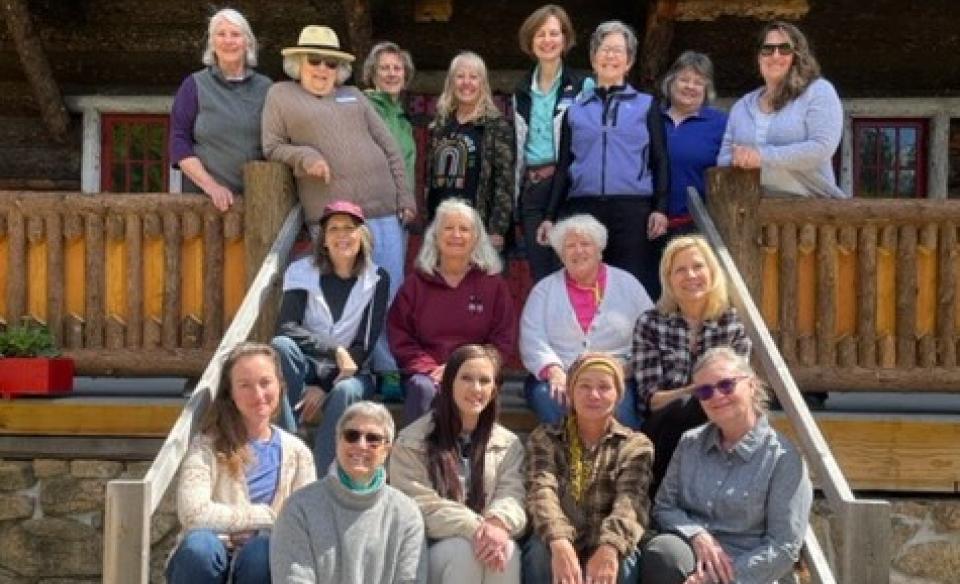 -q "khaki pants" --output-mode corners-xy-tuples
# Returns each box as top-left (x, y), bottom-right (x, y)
(428, 537), (520, 584)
